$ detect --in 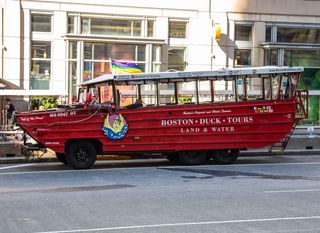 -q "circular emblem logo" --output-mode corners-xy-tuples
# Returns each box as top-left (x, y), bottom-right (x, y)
(102, 113), (128, 140)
